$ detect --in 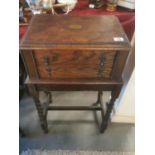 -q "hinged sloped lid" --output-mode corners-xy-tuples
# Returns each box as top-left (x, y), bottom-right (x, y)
(20, 15), (131, 50)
